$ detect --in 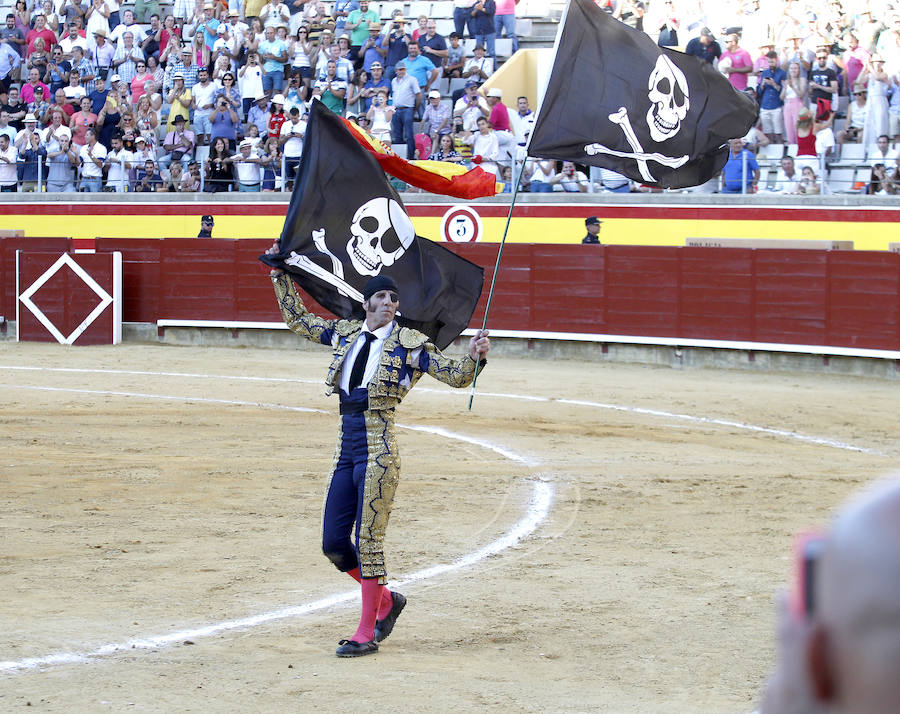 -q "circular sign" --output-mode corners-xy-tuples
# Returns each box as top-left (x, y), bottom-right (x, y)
(440, 206), (483, 243)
